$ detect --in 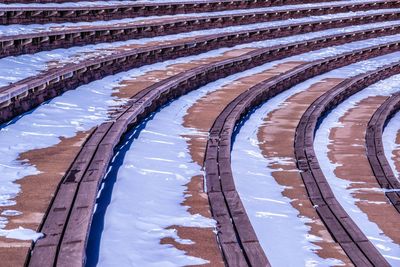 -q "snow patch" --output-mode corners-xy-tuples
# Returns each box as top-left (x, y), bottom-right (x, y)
(1, 210), (22, 216)
(0, 227), (43, 242)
